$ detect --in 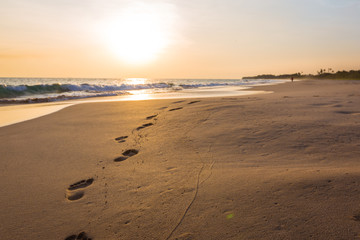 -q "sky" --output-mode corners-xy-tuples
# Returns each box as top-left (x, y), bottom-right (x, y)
(1, 0), (360, 78)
